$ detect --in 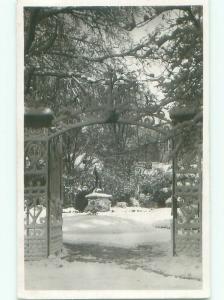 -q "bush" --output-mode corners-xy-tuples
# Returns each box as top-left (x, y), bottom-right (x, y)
(112, 191), (132, 206)
(74, 190), (89, 212)
(141, 168), (172, 207)
(85, 199), (111, 213)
